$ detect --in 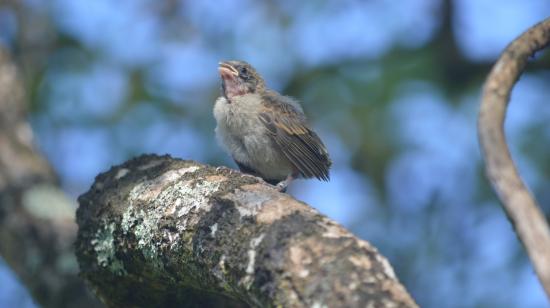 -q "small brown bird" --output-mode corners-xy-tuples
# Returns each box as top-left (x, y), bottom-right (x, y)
(214, 60), (331, 191)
